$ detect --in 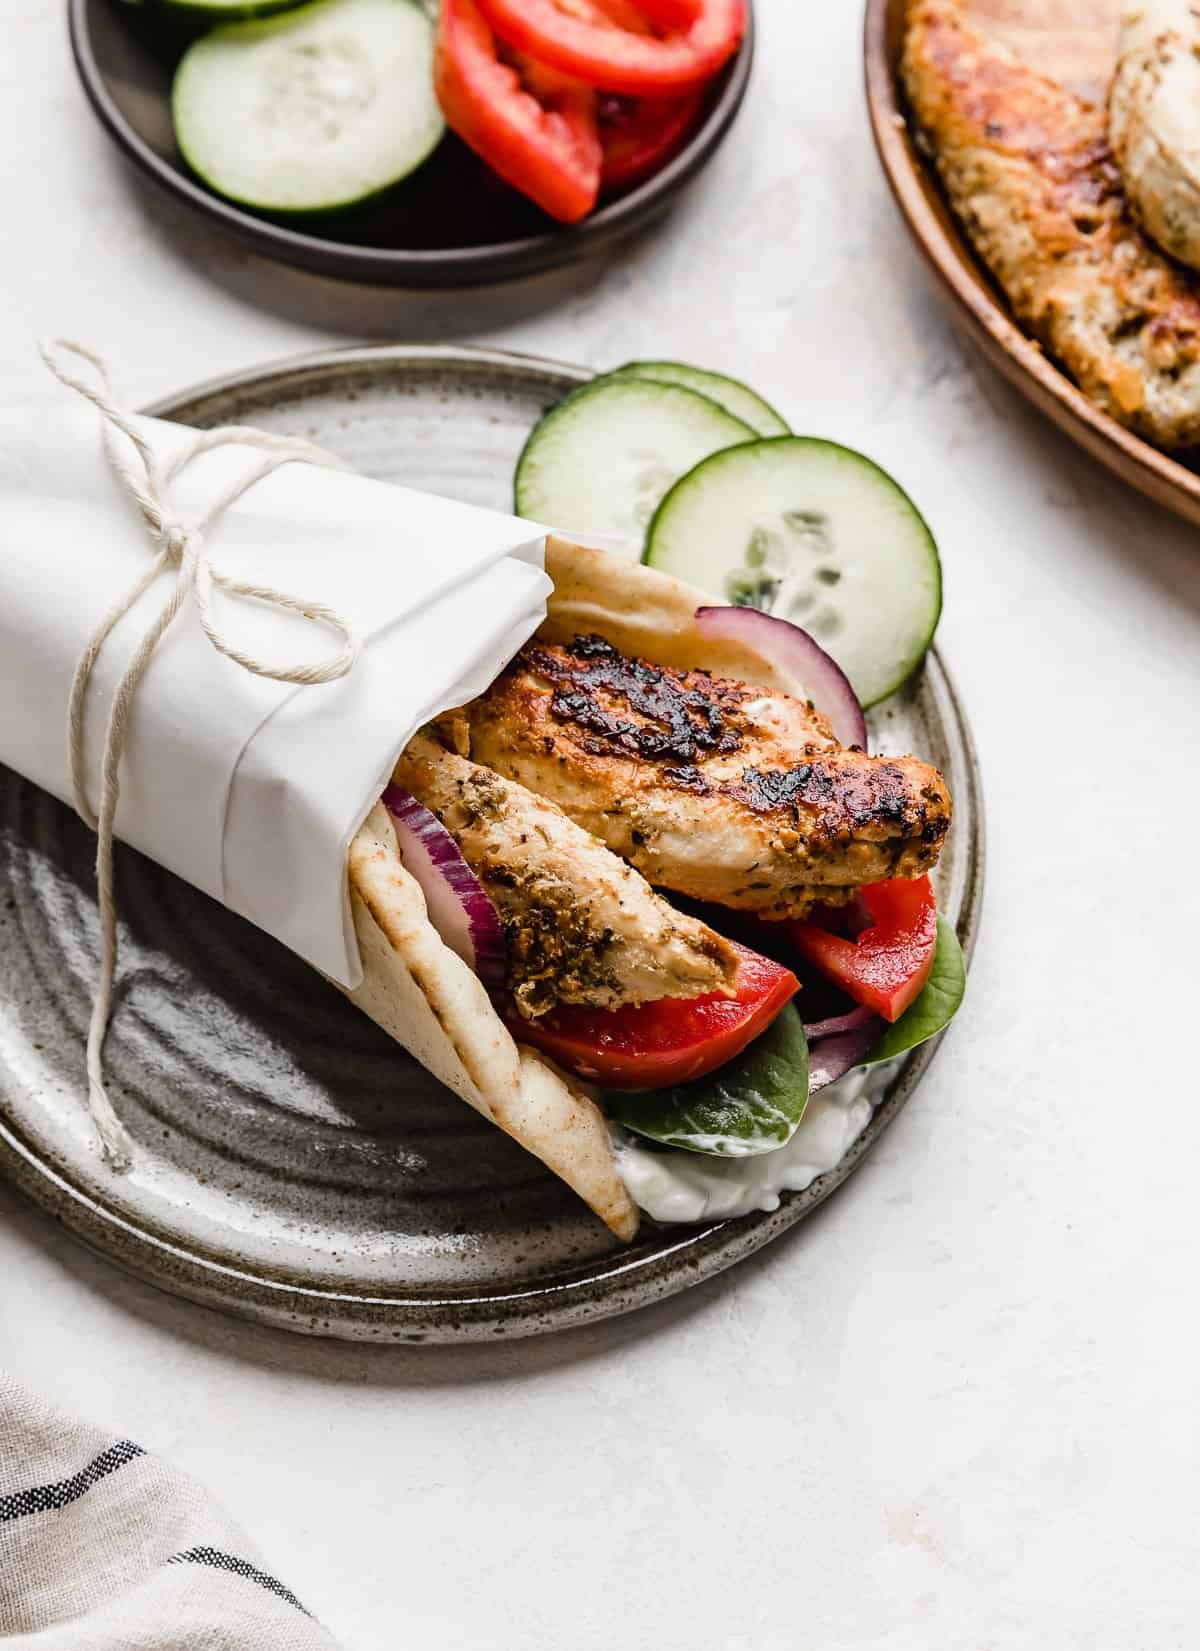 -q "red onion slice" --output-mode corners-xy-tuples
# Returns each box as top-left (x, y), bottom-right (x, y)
(382, 785), (506, 991)
(808, 1016), (884, 1092)
(803, 1004), (877, 1041)
(694, 605), (869, 750)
